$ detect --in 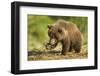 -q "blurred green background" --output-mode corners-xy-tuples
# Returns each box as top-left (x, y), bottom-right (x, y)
(28, 15), (88, 51)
